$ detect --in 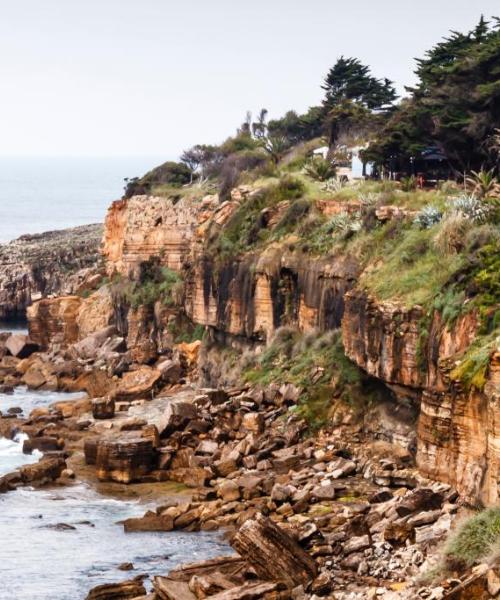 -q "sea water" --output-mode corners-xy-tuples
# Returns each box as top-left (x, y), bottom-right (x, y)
(0, 388), (230, 599)
(0, 156), (164, 243)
